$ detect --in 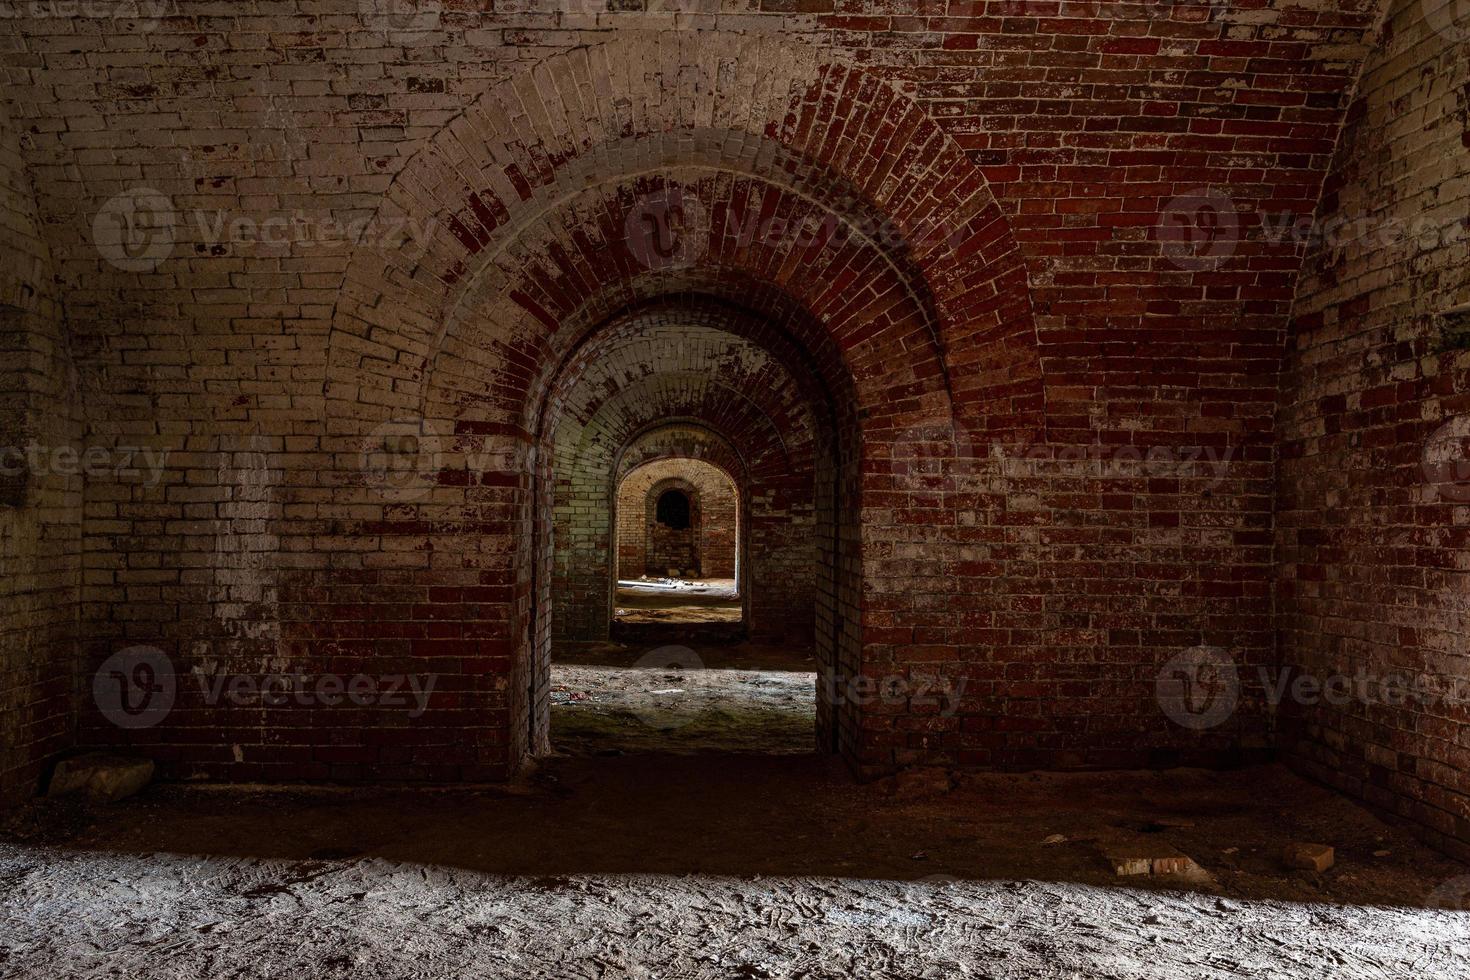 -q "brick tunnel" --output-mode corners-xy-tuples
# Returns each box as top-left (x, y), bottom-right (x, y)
(3, 4), (1470, 976)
